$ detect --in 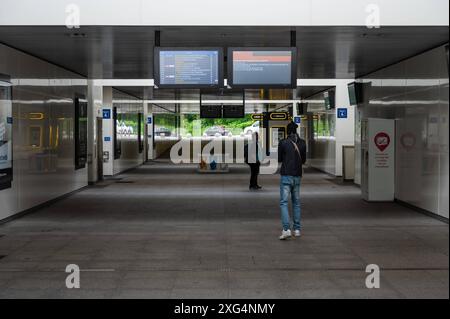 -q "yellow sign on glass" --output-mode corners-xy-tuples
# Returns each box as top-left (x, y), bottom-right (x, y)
(251, 114), (263, 121)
